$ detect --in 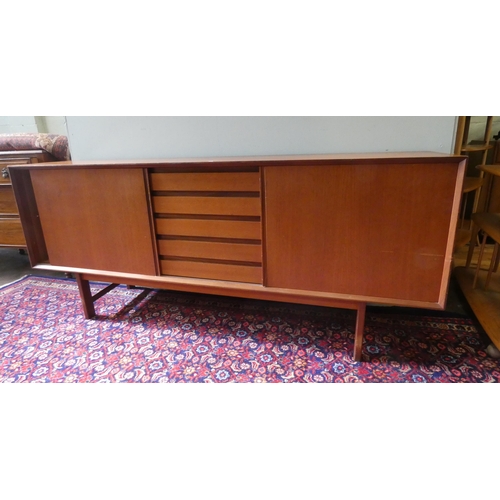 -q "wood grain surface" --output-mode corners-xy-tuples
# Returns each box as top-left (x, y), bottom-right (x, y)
(264, 163), (462, 303)
(30, 168), (156, 275)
